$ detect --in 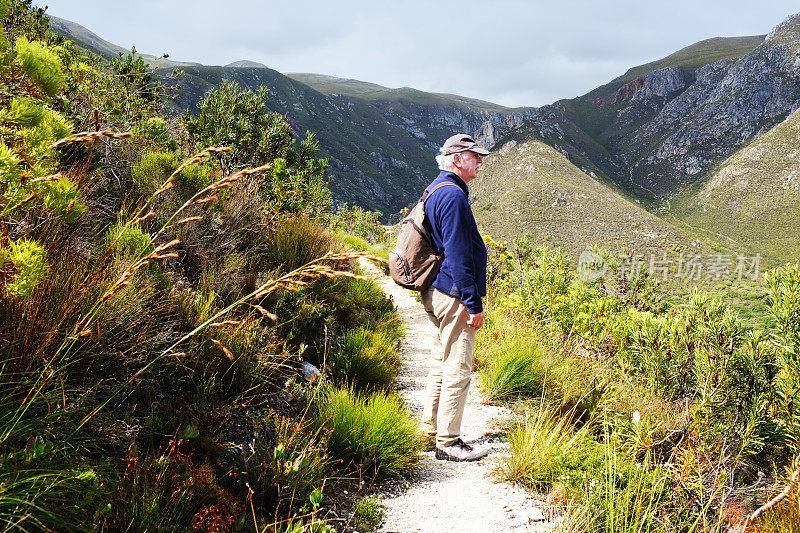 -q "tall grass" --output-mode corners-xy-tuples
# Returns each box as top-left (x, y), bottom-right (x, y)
(330, 327), (400, 390)
(480, 336), (558, 402)
(497, 403), (598, 491)
(317, 386), (419, 477)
